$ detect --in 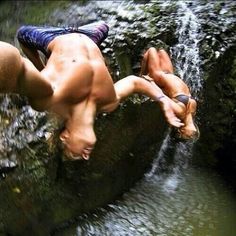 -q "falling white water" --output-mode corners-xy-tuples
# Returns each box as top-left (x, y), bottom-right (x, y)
(145, 130), (171, 179)
(146, 1), (202, 192)
(171, 1), (202, 97)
